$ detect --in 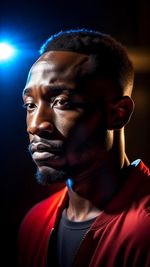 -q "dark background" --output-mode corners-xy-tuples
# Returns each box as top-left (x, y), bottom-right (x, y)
(0, 0), (150, 266)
